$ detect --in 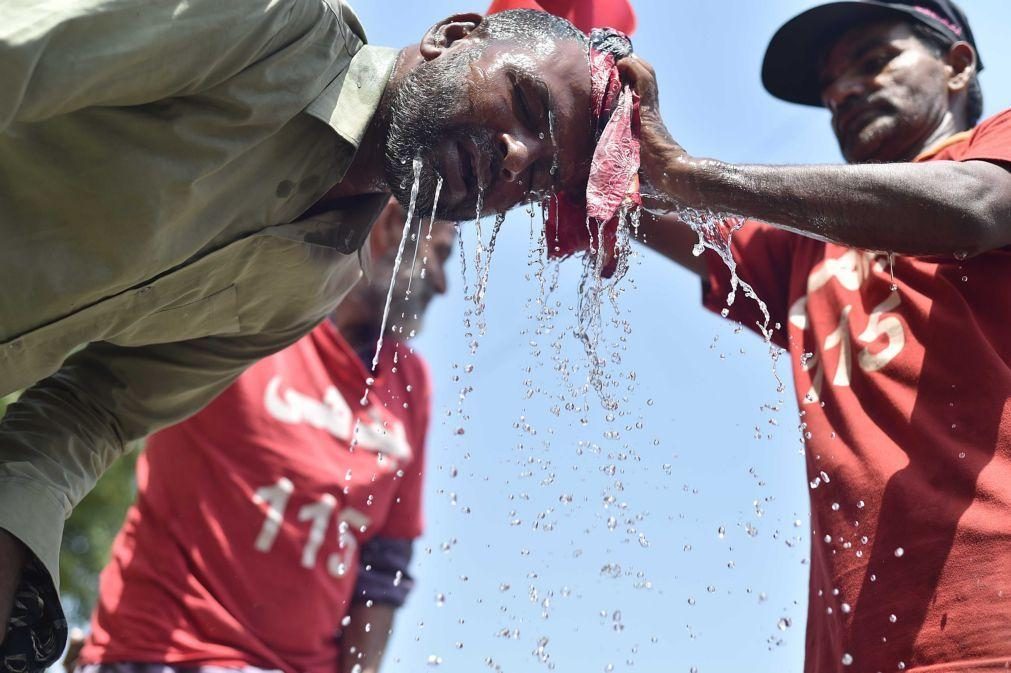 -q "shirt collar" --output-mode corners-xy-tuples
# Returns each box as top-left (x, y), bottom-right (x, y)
(306, 45), (399, 155)
(915, 129), (974, 162)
